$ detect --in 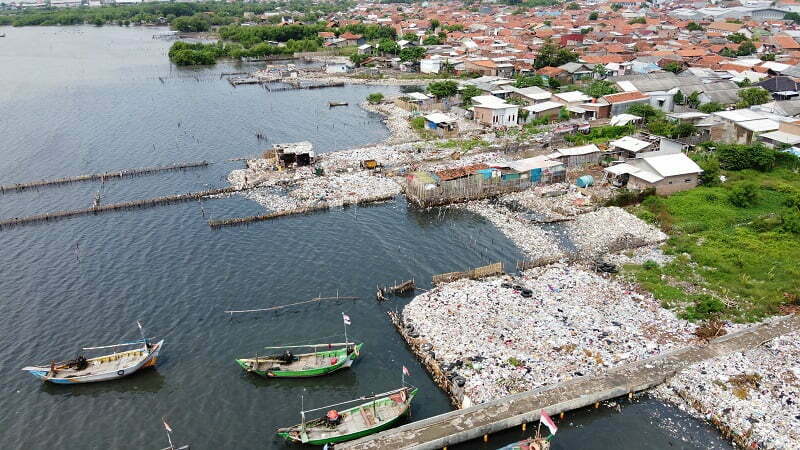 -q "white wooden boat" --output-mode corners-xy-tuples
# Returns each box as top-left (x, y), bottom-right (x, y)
(22, 323), (163, 384)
